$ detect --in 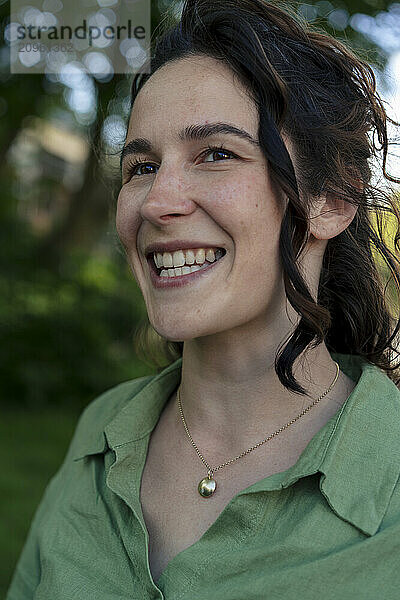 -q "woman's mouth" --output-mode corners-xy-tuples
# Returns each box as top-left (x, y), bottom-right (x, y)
(146, 247), (226, 289)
